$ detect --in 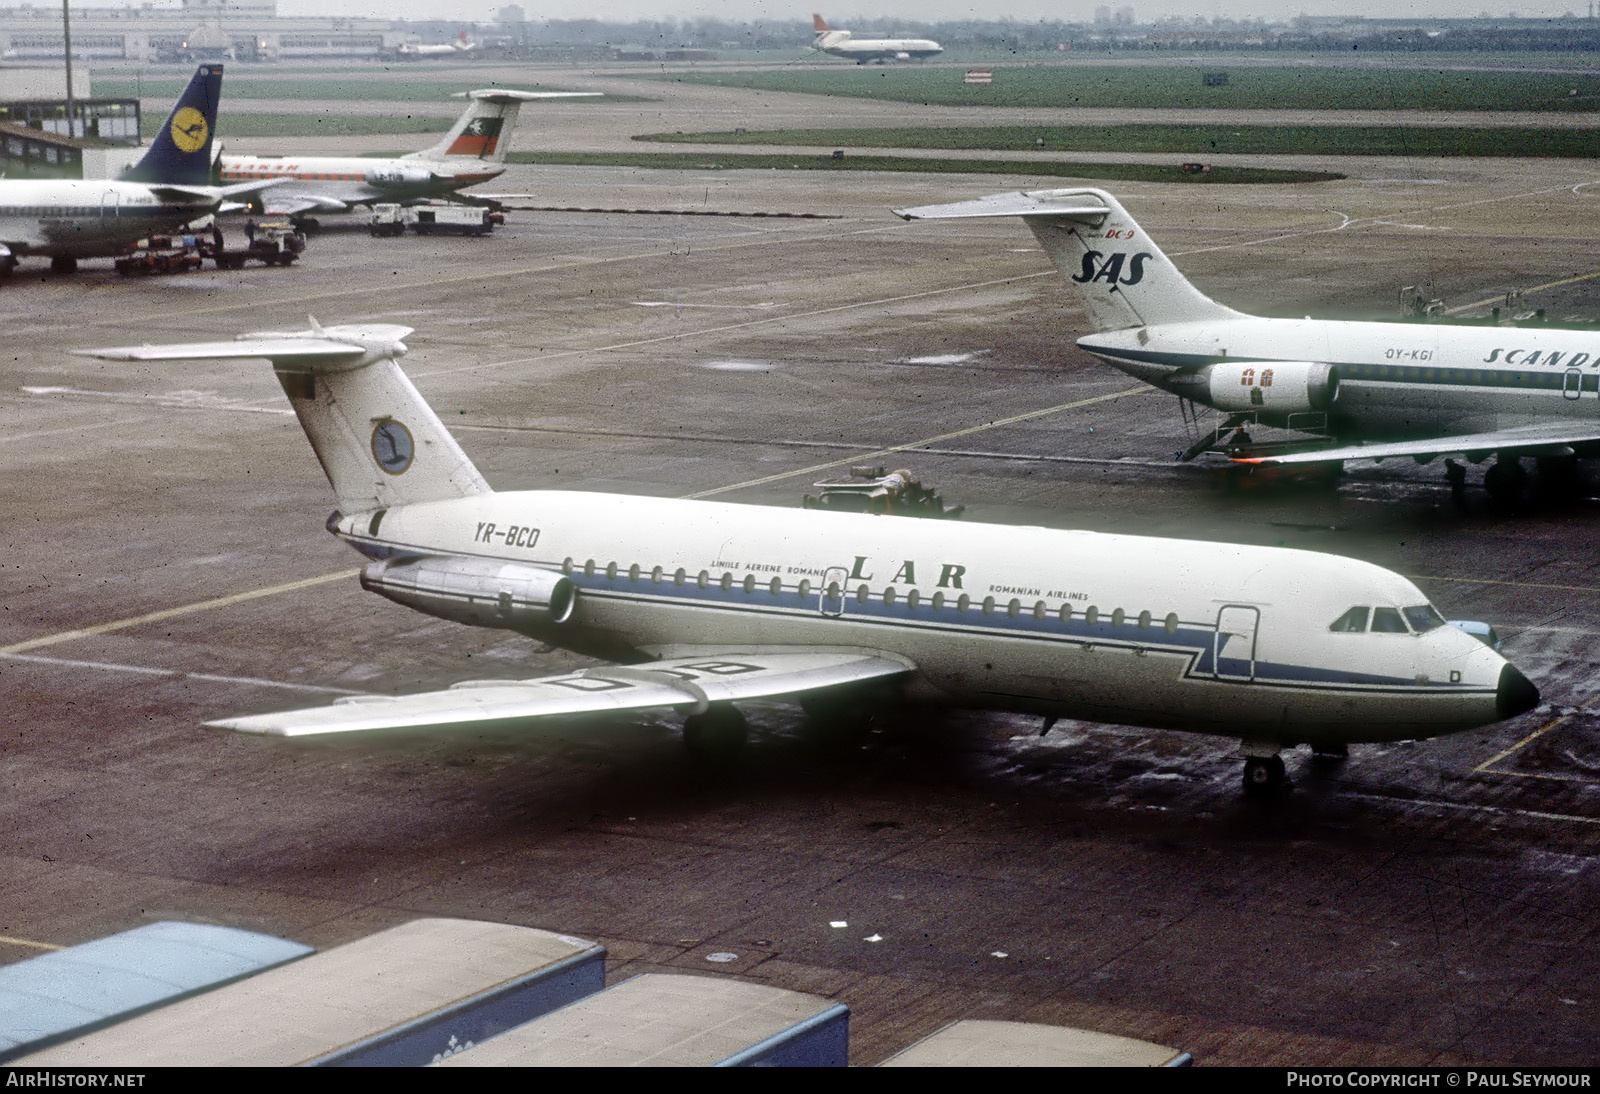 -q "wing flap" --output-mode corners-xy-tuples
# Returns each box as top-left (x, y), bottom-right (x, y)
(210, 649), (915, 737)
(1236, 421), (1600, 466)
